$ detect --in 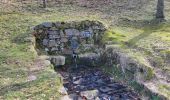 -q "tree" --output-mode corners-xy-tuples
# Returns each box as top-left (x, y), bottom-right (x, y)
(43, 0), (47, 8)
(156, 0), (165, 19)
